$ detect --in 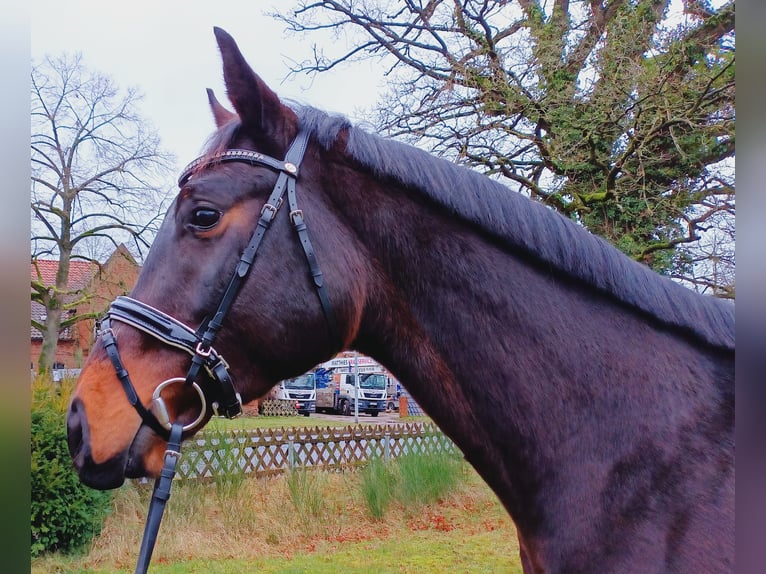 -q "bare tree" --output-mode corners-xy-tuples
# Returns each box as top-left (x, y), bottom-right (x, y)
(31, 53), (174, 372)
(276, 0), (735, 296)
